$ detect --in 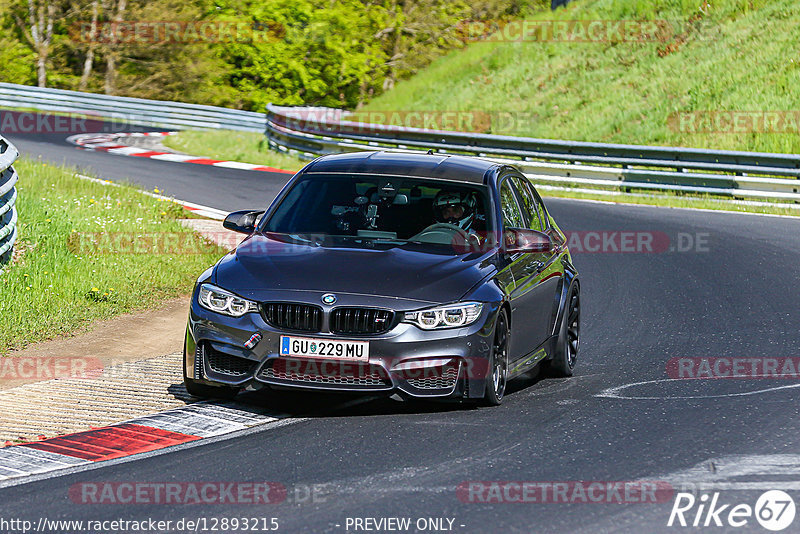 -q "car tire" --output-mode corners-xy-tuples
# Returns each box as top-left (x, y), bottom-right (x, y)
(548, 284), (580, 377)
(184, 377), (239, 400)
(483, 309), (509, 406)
